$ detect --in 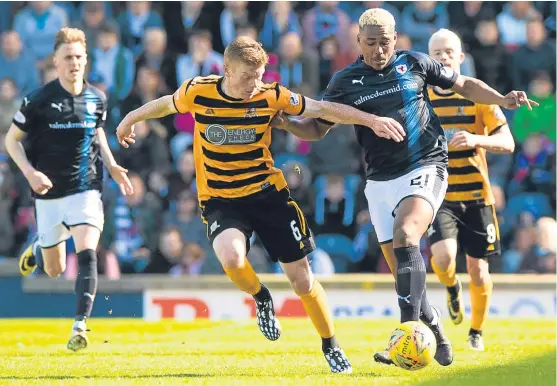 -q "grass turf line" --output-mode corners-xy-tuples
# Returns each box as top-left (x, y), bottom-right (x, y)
(0, 318), (554, 386)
